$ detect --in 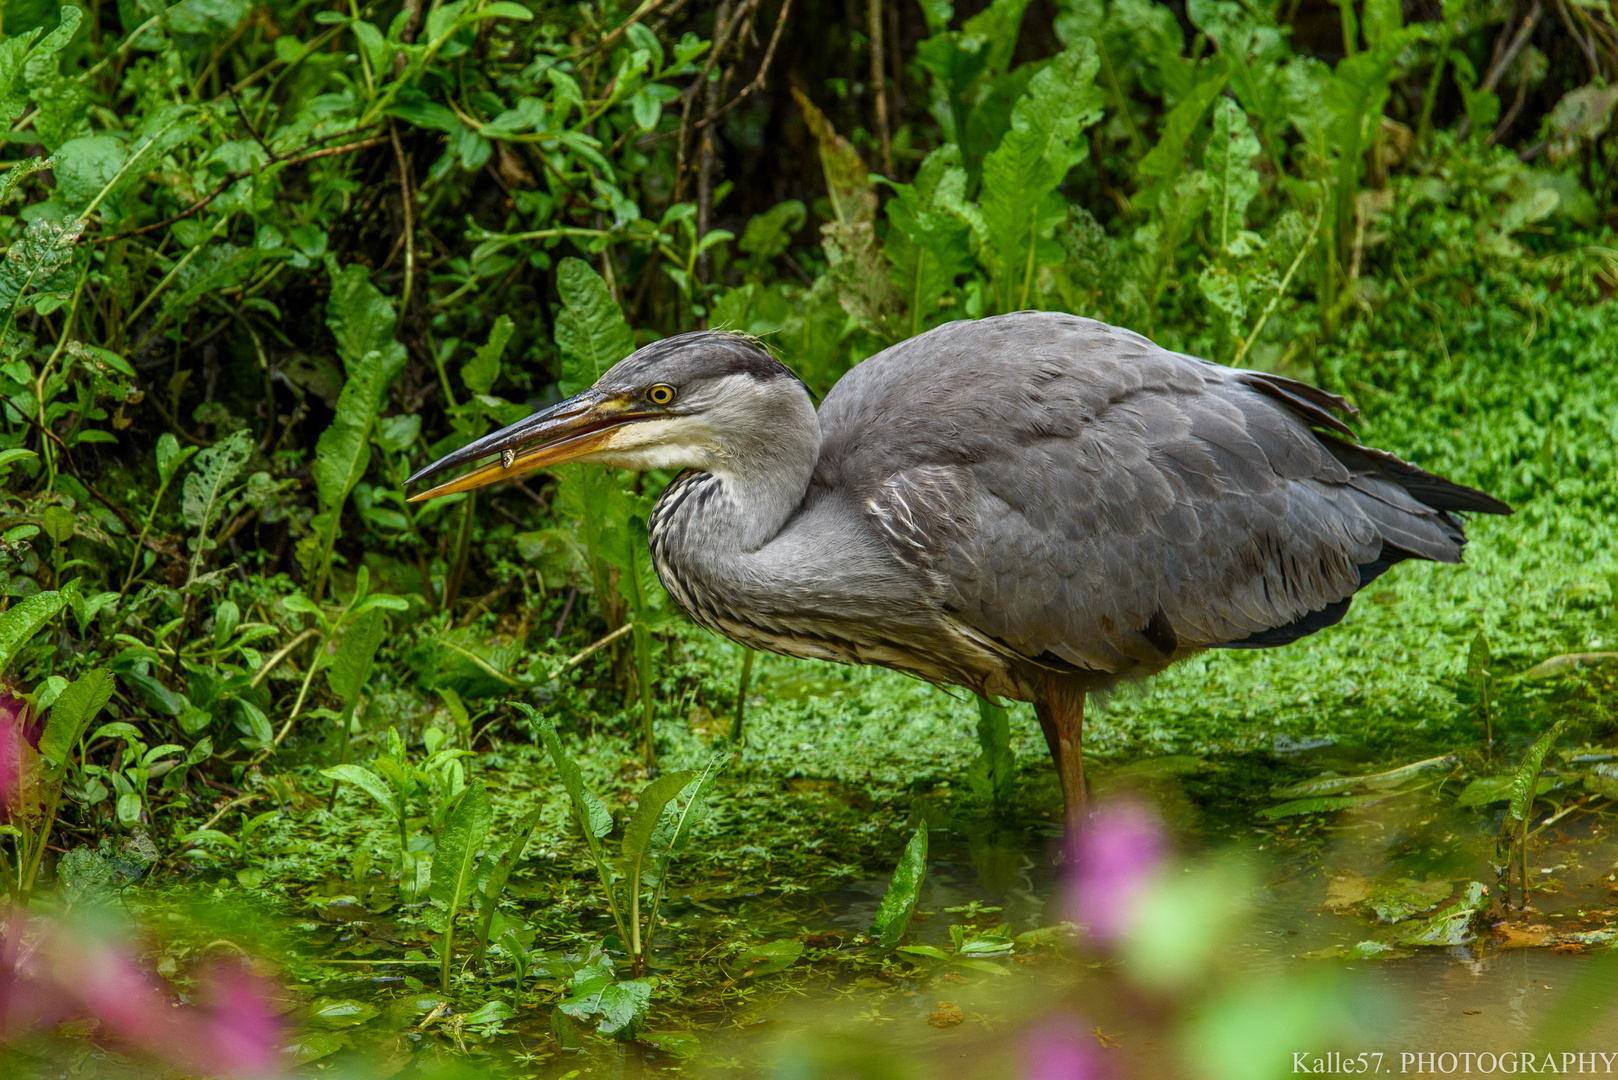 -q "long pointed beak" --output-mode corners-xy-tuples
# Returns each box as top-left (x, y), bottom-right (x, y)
(405, 389), (642, 502)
